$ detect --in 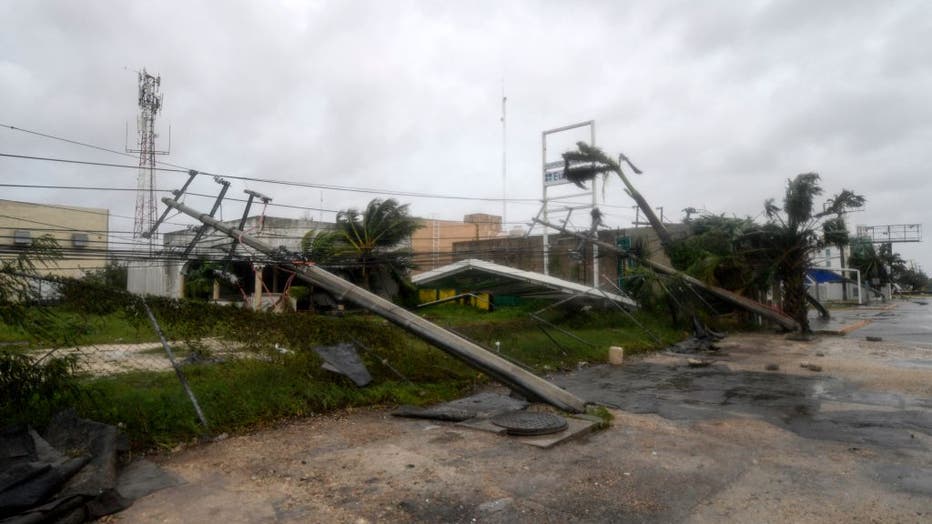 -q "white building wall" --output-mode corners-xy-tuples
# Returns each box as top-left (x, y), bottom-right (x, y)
(127, 261), (183, 298)
(127, 215), (330, 298)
